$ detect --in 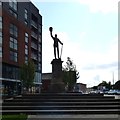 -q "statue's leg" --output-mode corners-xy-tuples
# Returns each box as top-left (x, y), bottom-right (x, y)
(54, 47), (56, 59)
(57, 45), (59, 59)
